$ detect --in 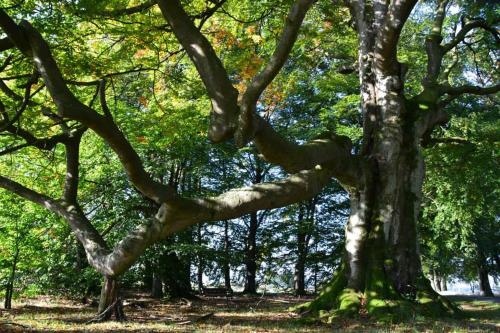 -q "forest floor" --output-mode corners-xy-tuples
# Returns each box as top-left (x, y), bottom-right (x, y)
(0, 293), (499, 332)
